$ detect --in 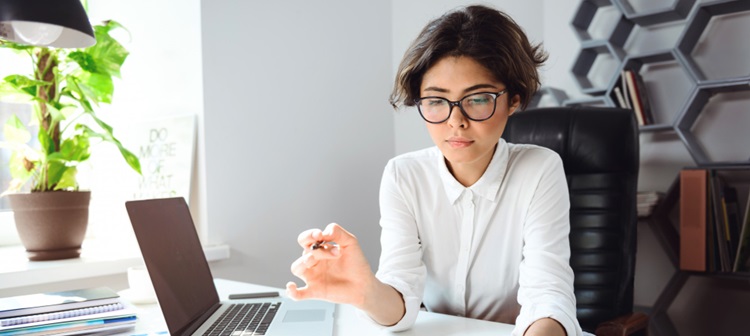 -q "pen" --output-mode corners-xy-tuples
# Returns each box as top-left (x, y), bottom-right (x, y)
(228, 292), (280, 300)
(311, 241), (338, 250)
